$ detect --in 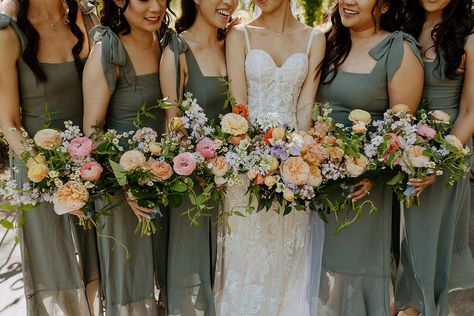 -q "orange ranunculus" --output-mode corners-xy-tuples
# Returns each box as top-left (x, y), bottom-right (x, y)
(229, 134), (247, 145)
(264, 128), (274, 144)
(232, 103), (249, 119)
